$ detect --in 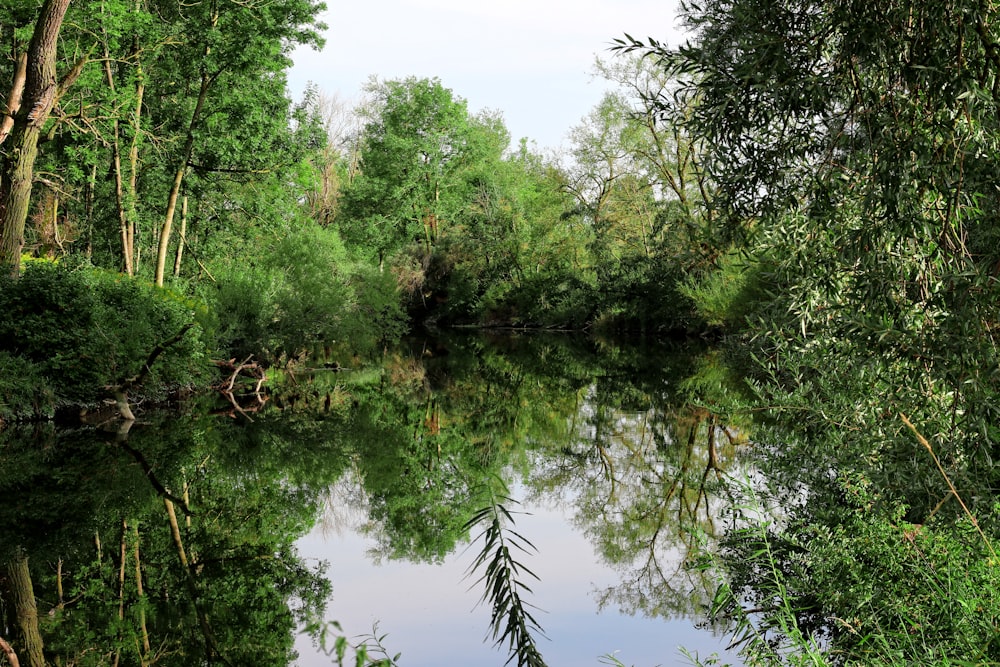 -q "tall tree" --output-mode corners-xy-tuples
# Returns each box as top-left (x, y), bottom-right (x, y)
(0, 0), (71, 276)
(339, 77), (489, 269)
(151, 0), (325, 286)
